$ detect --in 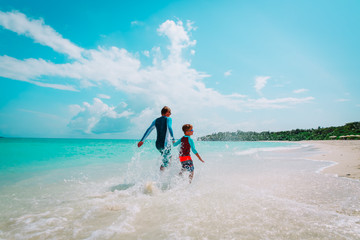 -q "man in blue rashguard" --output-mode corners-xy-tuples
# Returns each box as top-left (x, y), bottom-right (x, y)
(138, 106), (175, 171)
